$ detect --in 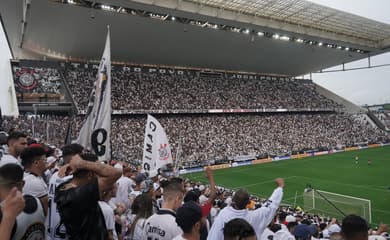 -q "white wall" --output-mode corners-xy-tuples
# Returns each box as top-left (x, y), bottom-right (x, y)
(0, 19), (18, 116)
